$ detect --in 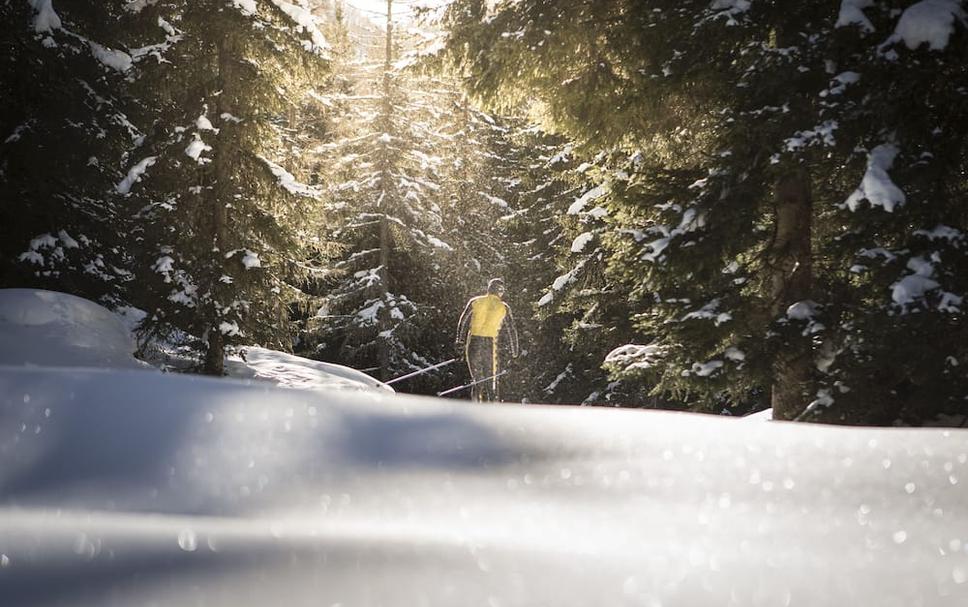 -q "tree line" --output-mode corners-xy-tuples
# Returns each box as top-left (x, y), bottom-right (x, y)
(438, 0), (968, 424)
(2, 0), (966, 426)
(0, 0), (575, 400)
